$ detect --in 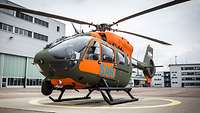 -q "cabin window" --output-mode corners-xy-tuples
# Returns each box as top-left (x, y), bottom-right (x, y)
(118, 52), (125, 65)
(49, 36), (92, 59)
(86, 41), (100, 60)
(102, 45), (114, 63)
(127, 57), (130, 65)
